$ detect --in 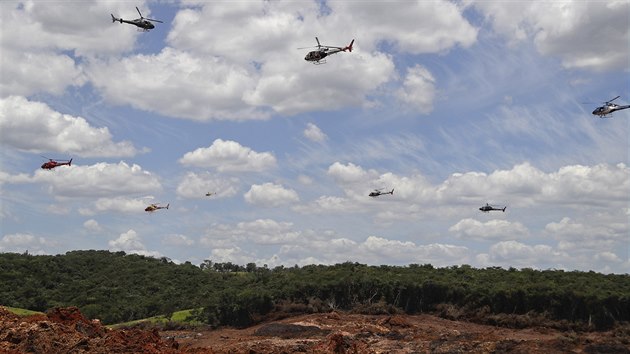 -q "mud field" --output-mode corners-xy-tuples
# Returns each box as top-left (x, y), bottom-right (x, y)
(2, 307), (629, 353)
